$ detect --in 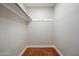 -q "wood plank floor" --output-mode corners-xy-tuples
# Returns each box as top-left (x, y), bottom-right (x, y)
(22, 47), (60, 56)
